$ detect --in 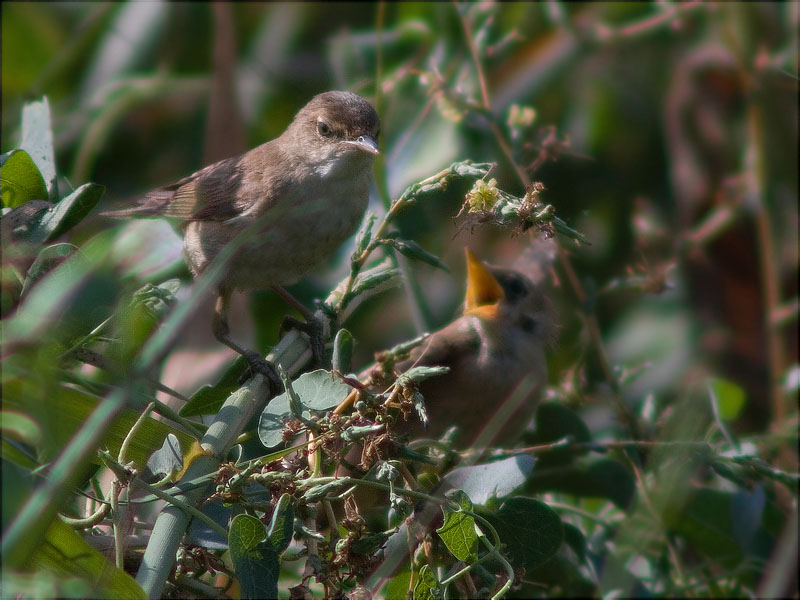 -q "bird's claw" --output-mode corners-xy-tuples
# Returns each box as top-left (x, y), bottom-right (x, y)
(279, 315), (327, 367)
(239, 350), (283, 395)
